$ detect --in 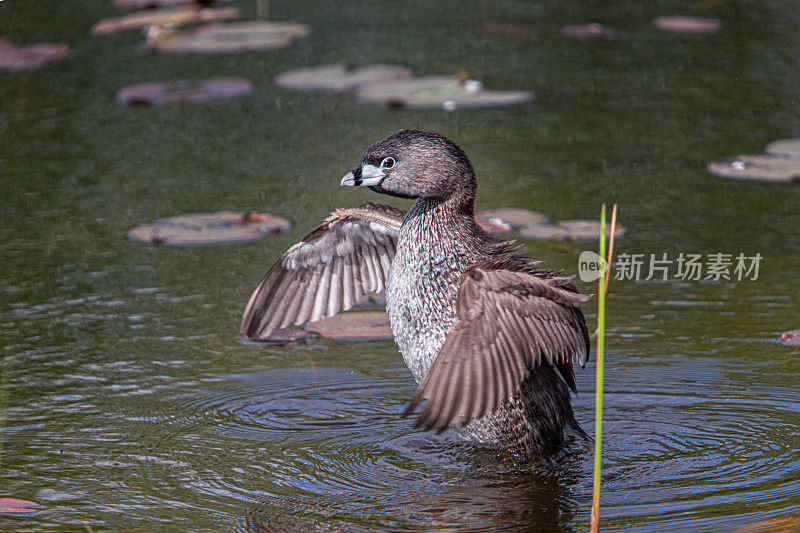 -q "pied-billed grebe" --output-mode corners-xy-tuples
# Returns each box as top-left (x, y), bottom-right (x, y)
(241, 129), (590, 455)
